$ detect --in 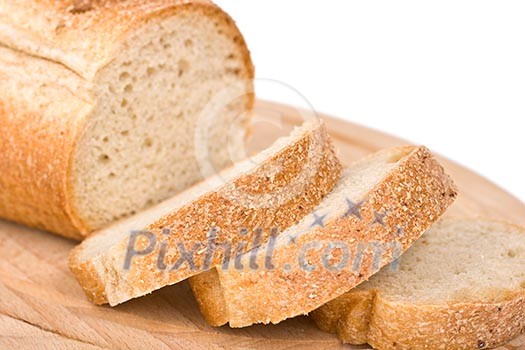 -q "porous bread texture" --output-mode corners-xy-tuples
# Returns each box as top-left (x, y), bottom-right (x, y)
(69, 119), (342, 305)
(312, 218), (525, 350)
(0, 0), (254, 239)
(189, 146), (458, 327)
(74, 12), (252, 230)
